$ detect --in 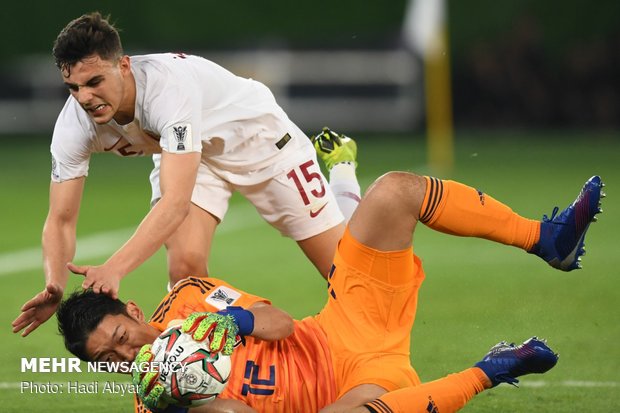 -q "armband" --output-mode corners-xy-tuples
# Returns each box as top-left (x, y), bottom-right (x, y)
(218, 306), (255, 336)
